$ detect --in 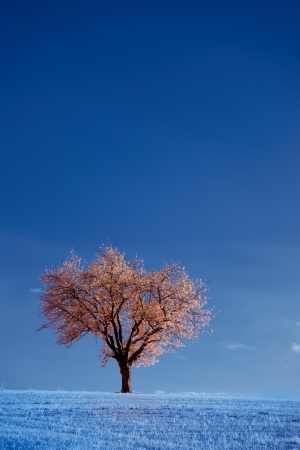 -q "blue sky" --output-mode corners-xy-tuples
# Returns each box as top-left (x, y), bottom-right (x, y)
(1, 0), (300, 398)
